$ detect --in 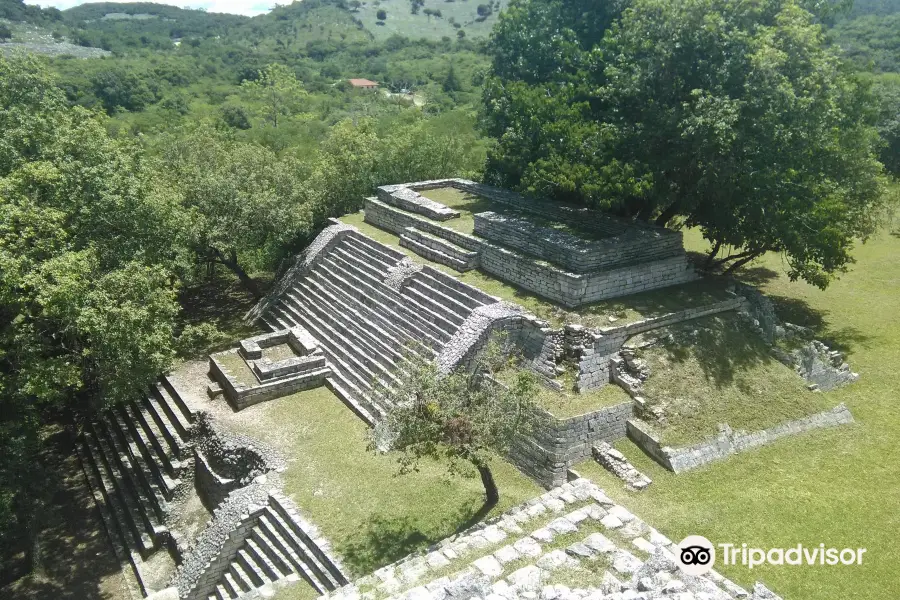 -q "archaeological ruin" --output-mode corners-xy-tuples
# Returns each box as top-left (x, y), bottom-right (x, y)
(77, 179), (859, 600)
